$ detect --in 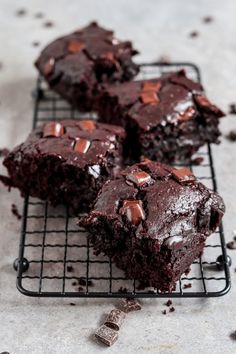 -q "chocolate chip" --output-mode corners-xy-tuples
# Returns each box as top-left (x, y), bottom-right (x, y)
(140, 91), (159, 105)
(66, 265), (74, 272)
(95, 325), (118, 347)
(226, 241), (236, 250)
(228, 130), (236, 141)
(43, 58), (55, 76)
(68, 40), (85, 54)
(16, 8), (26, 16)
(104, 309), (126, 331)
(126, 170), (151, 187)
(78, 119), (96, 132)
(172, 167), (196, 184)
(74, 138), (91, 154)
(229, 103), (236, 114)
(118, 298), (142, 313)
(43, 122), (64, 138)
(165, 300), (172, 307)
(203, 16), (213, 23)
(44, 21), (54, 28)
(169, 307), (175, 312)
(183, 283), (192, 289)
(120, 200), (145, 226)
(189, 31), (199, 38)
(11, 204), (21, 220)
